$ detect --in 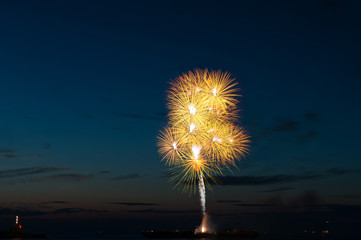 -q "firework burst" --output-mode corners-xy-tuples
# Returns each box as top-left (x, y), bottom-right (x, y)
(157, 69), (249, 215)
